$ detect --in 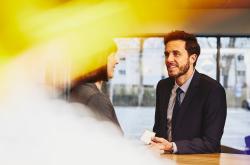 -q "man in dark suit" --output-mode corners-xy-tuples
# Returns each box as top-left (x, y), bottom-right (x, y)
(151, 31), (227, 154)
